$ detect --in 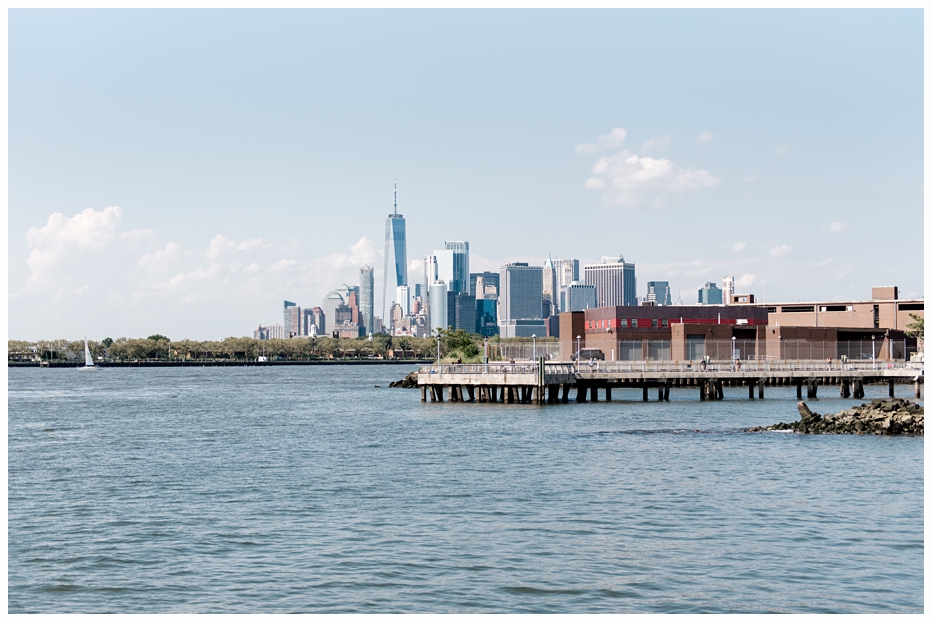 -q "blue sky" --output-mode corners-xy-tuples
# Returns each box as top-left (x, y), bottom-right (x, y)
(8, 9), (924, 340)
